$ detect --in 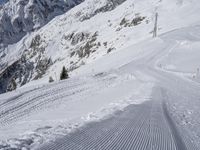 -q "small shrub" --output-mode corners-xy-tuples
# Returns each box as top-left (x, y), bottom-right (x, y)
(49, 76), (54, 83)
